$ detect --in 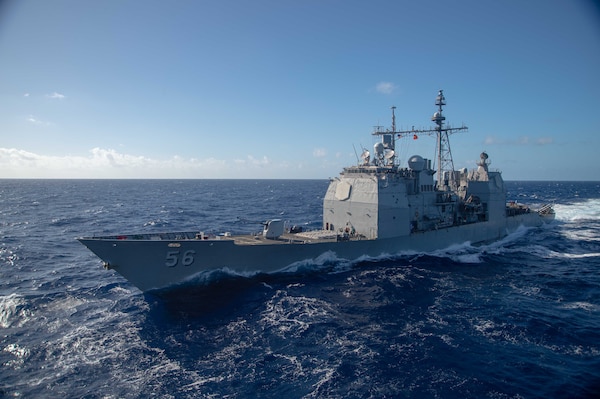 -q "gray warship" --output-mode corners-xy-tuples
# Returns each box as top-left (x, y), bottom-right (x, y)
(78, 90), (555, 292)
